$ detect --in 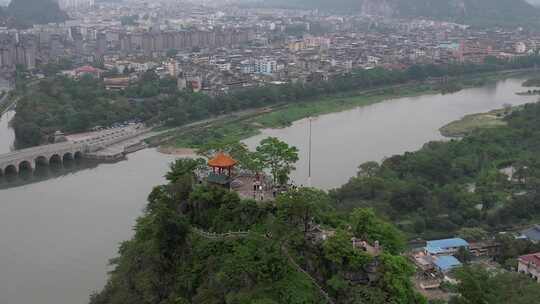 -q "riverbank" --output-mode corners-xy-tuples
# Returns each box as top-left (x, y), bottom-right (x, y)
(157, 146), (197, 156)
(0, 92), (16, 116)
(439, 102), (531, 138)
(155, 84), (436, 150)
(0, 75), (536, 304)
(439, 109), (508, 138)
(158, 69), (535, 150)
